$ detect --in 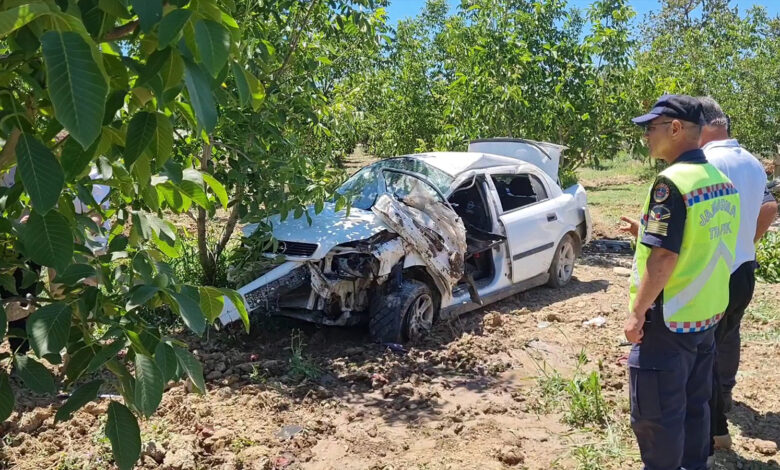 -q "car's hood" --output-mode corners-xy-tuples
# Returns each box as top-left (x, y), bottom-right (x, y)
(243, 202), (388, 259)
